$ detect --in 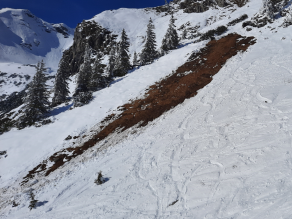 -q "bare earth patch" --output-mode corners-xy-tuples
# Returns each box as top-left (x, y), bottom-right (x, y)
(21, 33), (255, 185)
